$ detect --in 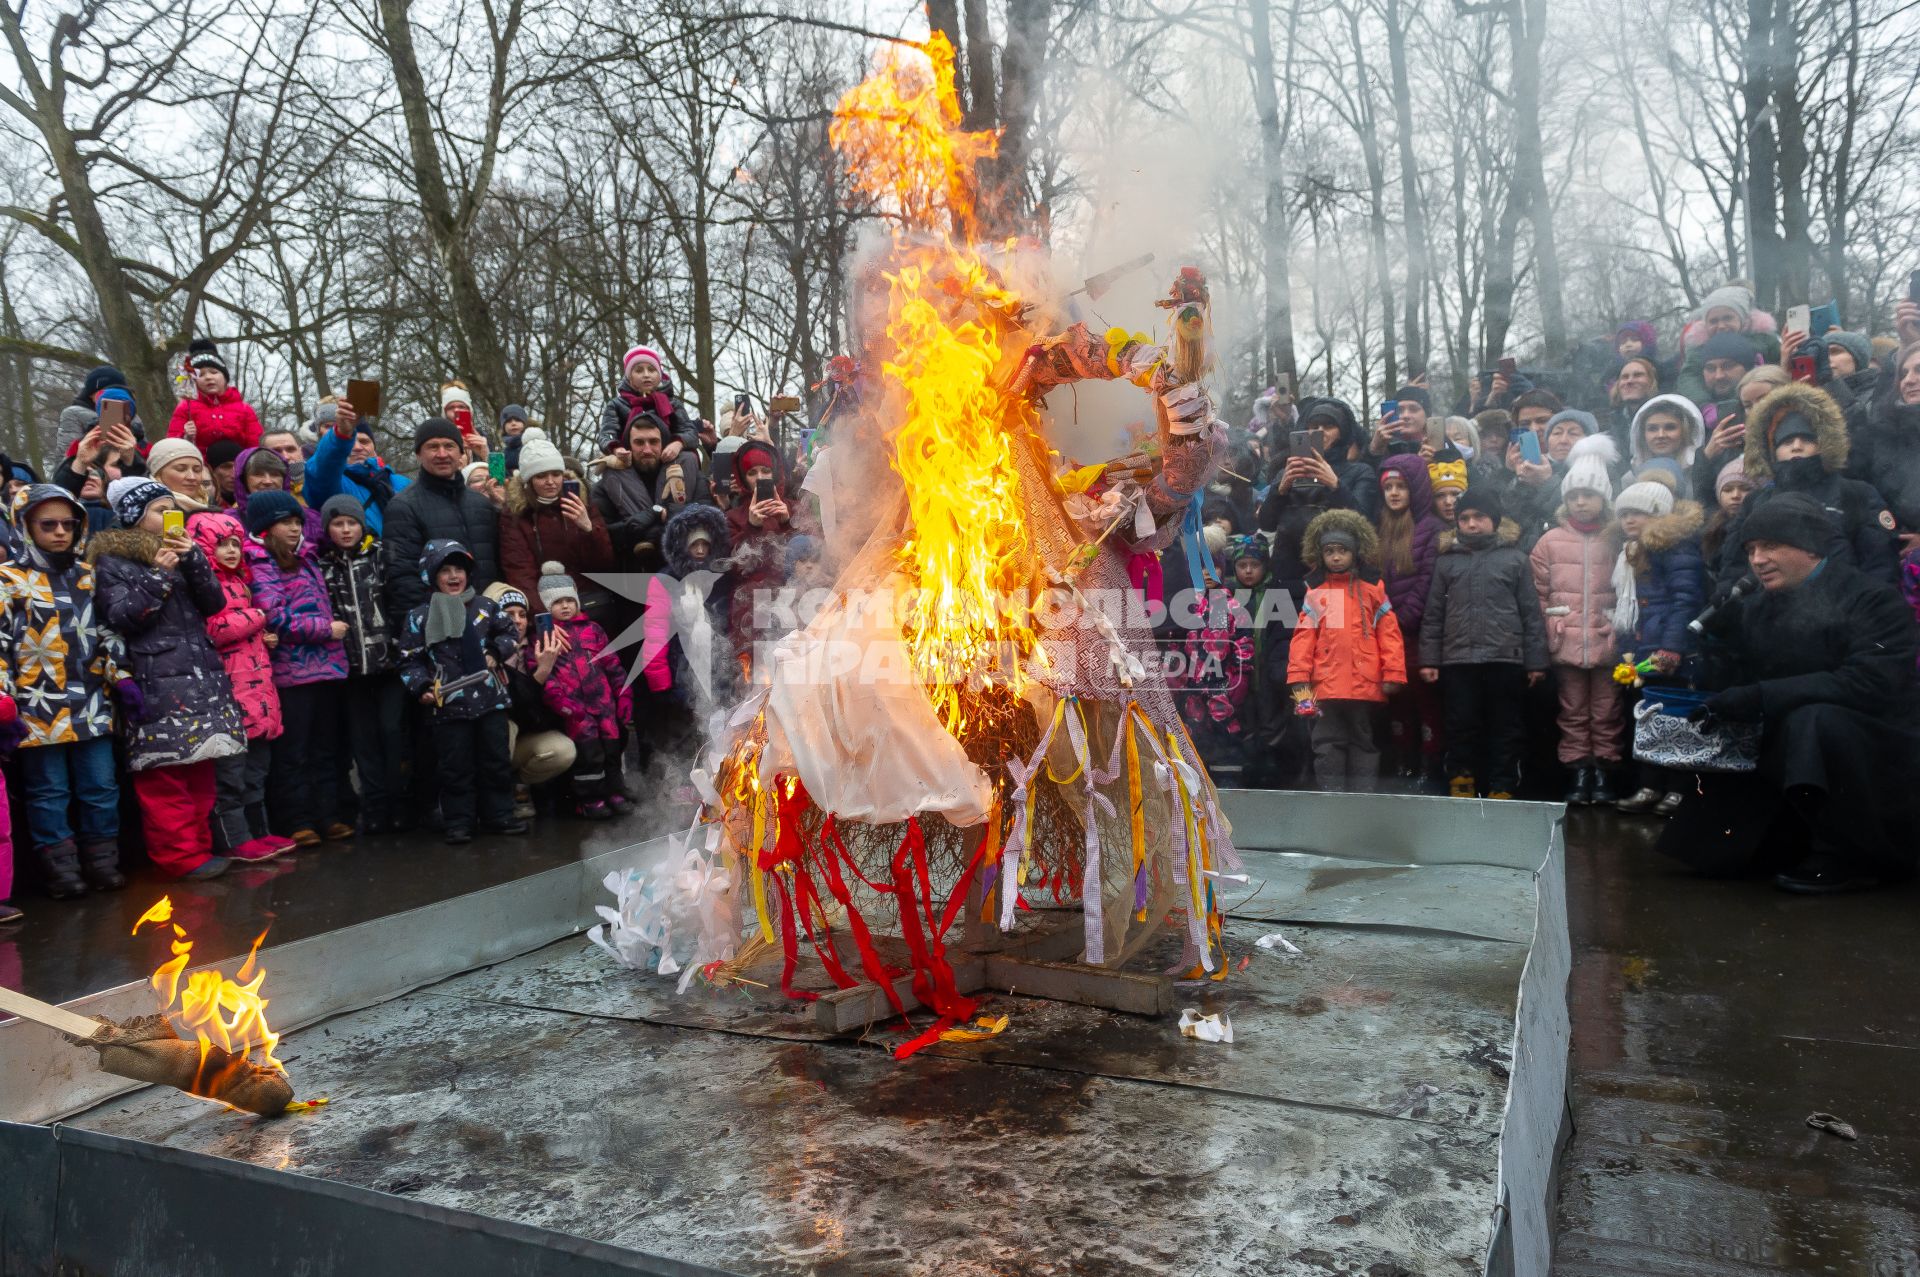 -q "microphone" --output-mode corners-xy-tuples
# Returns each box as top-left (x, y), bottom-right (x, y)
(1688, 574), (1757, 636)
